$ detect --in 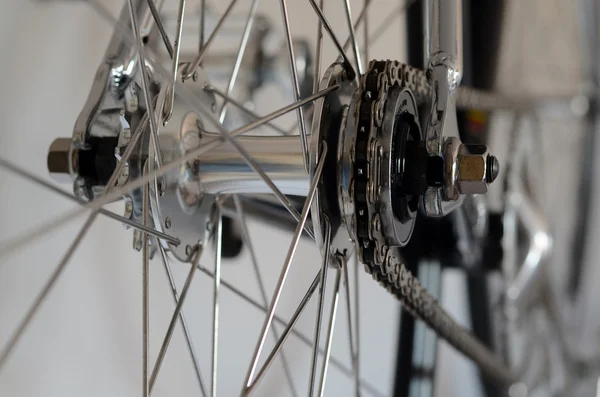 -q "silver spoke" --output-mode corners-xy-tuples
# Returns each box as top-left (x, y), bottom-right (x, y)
(199, 0), (206, 53)
(206, 85), (289, 135)
(317, 269), (342, 397)
(193, 262), (385, 397)
(313, 0), (325, 96)
(353, 255), (361, 396)
(127, 0), (163, 168)
(218, 0), (261, 123)
(366, 0), (418, 52)
(157, 245), (207, 397)
(211, 210), (223, 397)
(245, 271), (321, 396)
(149, 247), (202, 393)
(308, 218), (332, 397)
(0, 213), (97, 372)
(0, 158), (180, 247)
(146, 0), (174, 58)
(87, 2), (334, 239)
(362, 0), (369, 65)
(0, 97), (148, 368)
(163, 0), (186, 123)
(307, 0), (356, 79)
(242, 143), (327, 391)
(26, 57), (335, 241)
(342, 256), (359, 397)
(142, 167), (150, 397)
(233, 195), (299, 397)
(342, 0), (363, 76)
(339, 0), (372, 58)
(183, 0), (239, 80)
(279, 0), (310, 171)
